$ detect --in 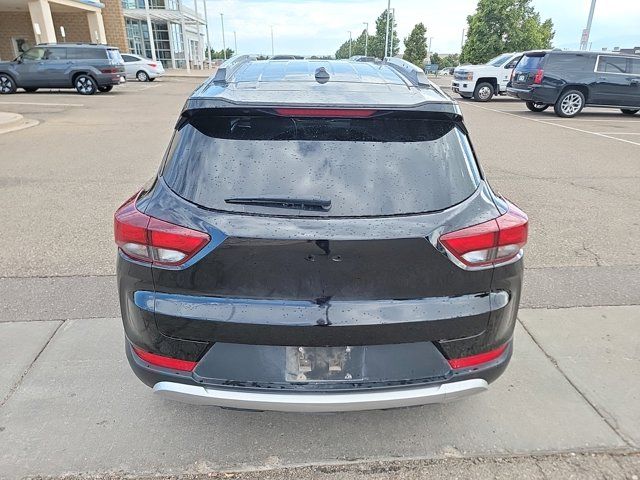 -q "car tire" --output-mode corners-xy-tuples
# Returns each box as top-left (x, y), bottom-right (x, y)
(136, 70), (150, 82)
(98, 85), (113, 93)
(526, 101), (549, 112)
(0, 74), (17, 94)
(554, 90), (585, 118)
(75, 74), (97, 95)
(621, 108), (639, 115)
(473, 82), (494, 102)
(23, 87), (38, 93)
